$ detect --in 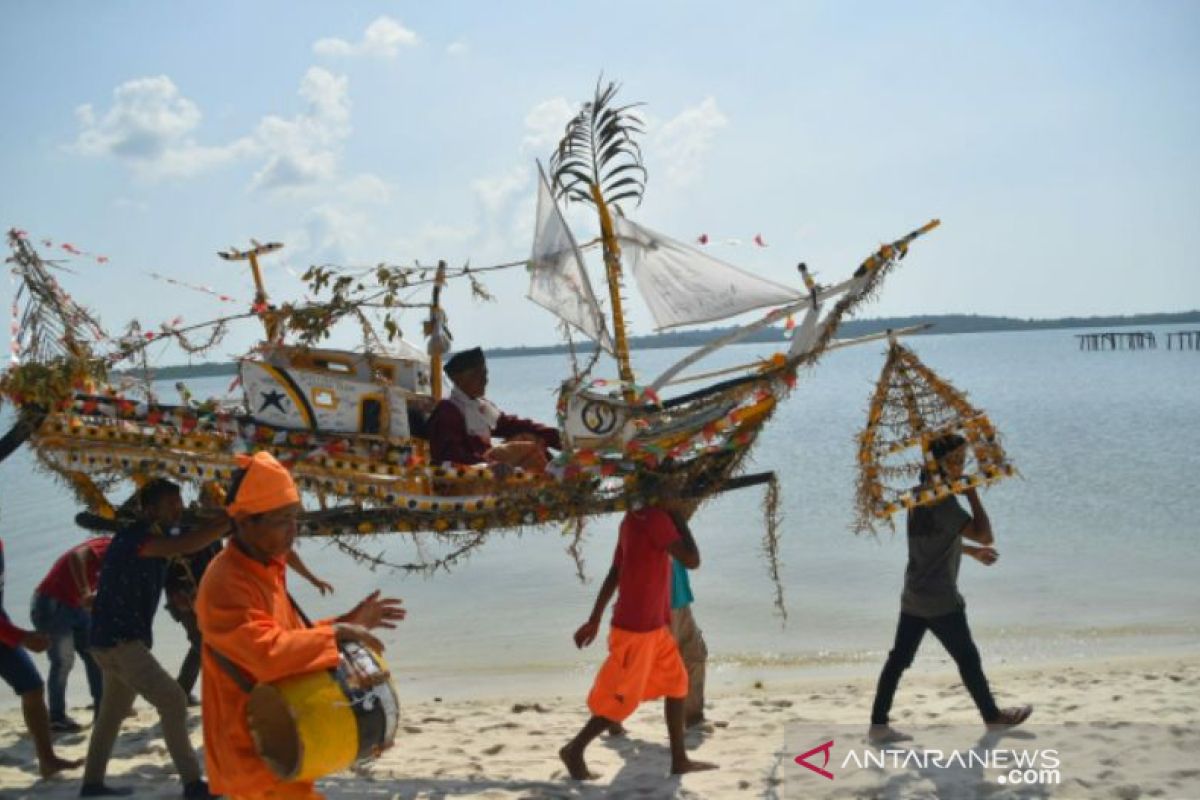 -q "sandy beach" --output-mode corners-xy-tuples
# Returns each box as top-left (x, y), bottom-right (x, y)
(1, 652), (1196, 799)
